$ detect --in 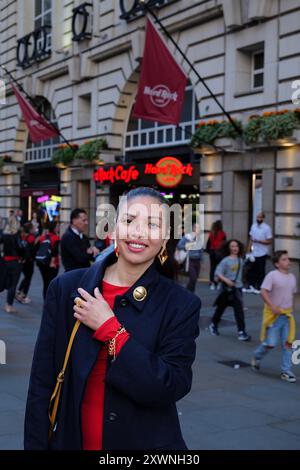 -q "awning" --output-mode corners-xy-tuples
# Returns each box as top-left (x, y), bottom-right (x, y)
(20, 187), (59, 198)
